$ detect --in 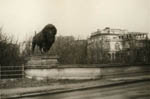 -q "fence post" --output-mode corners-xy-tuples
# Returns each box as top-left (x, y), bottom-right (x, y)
(22, 64), (24, 79)
(0, 65), (1, 80)
(0, 65), (1, 99)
